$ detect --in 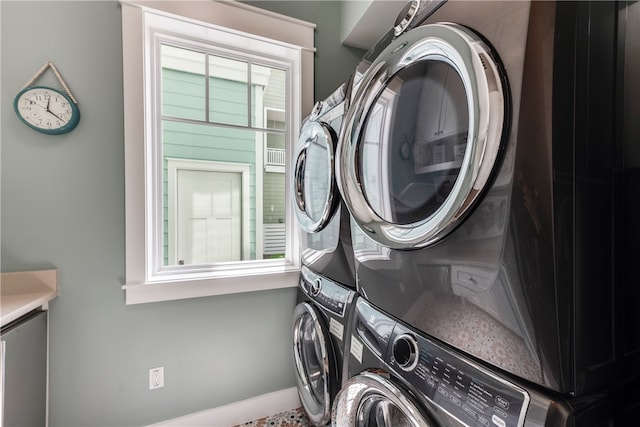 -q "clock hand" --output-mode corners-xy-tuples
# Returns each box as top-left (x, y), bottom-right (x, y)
(47, 109), (65, 121)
